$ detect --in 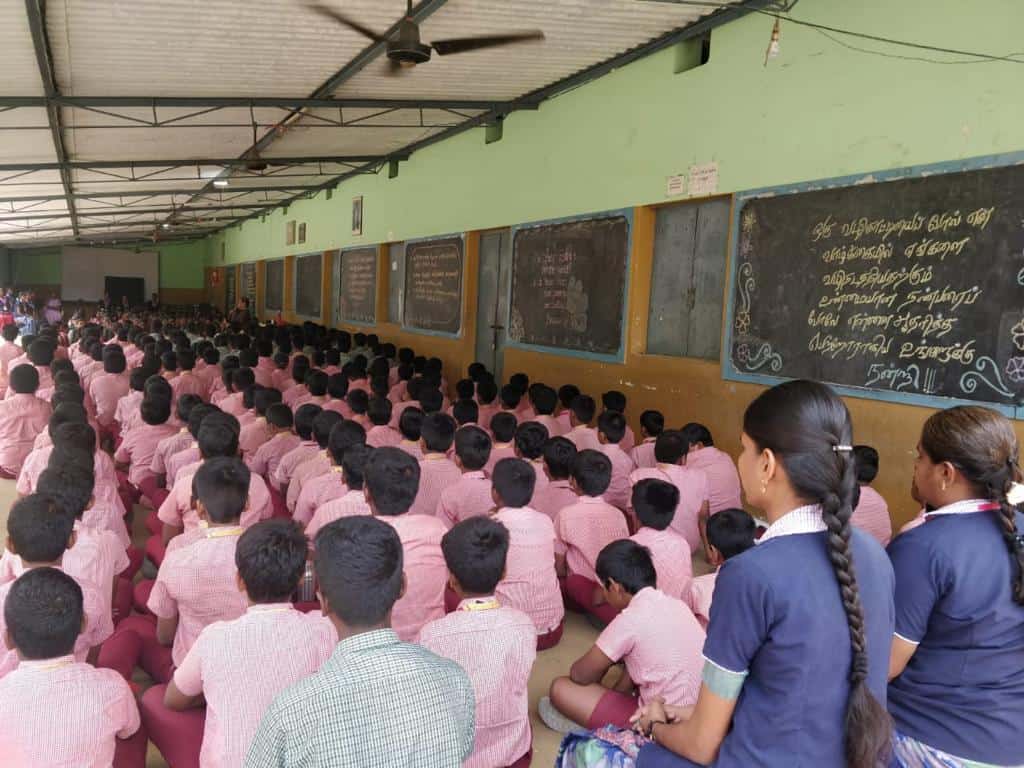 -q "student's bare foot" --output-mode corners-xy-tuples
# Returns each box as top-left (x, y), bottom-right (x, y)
(538, 696), (587, 735)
